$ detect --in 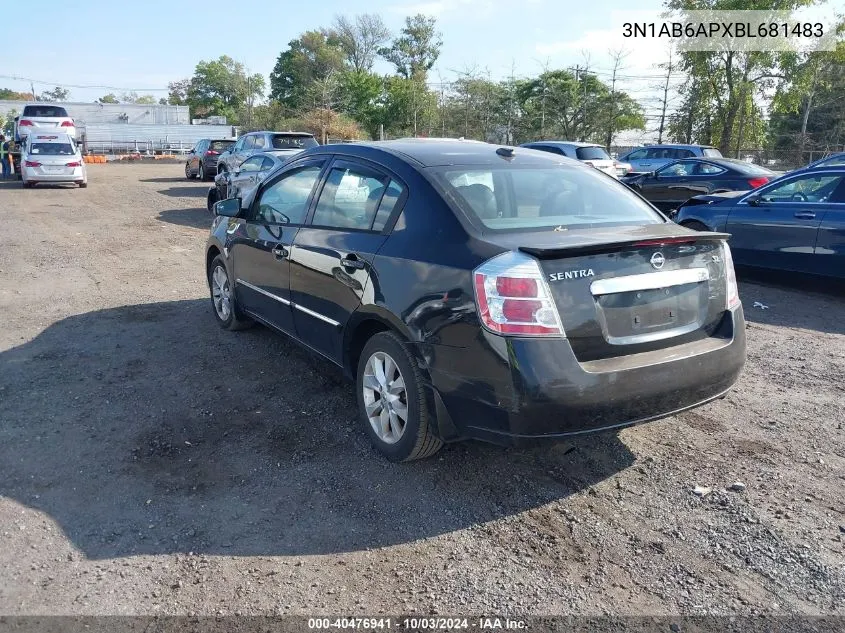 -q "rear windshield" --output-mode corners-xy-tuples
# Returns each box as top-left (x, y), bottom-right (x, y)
(434, 165), (663, 231)
(575, 146), (611, 161)
(210, 140), (235, 151)
(702, 147), (722, 157)
(271, 135), (318, 150)
(23, 105), (69, 118)
(30, 143), (75, 156)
